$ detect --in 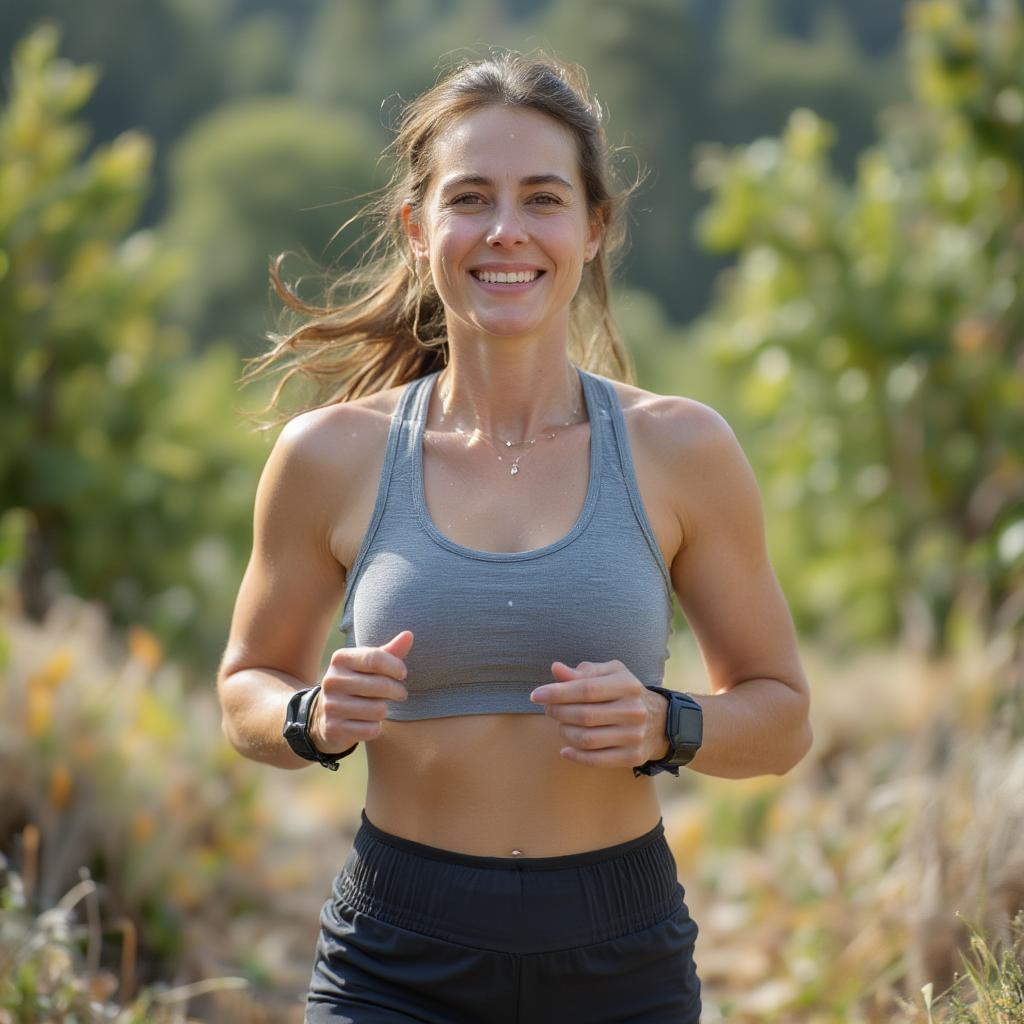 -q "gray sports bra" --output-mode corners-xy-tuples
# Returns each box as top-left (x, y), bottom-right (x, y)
(338, 366), (674, 720)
